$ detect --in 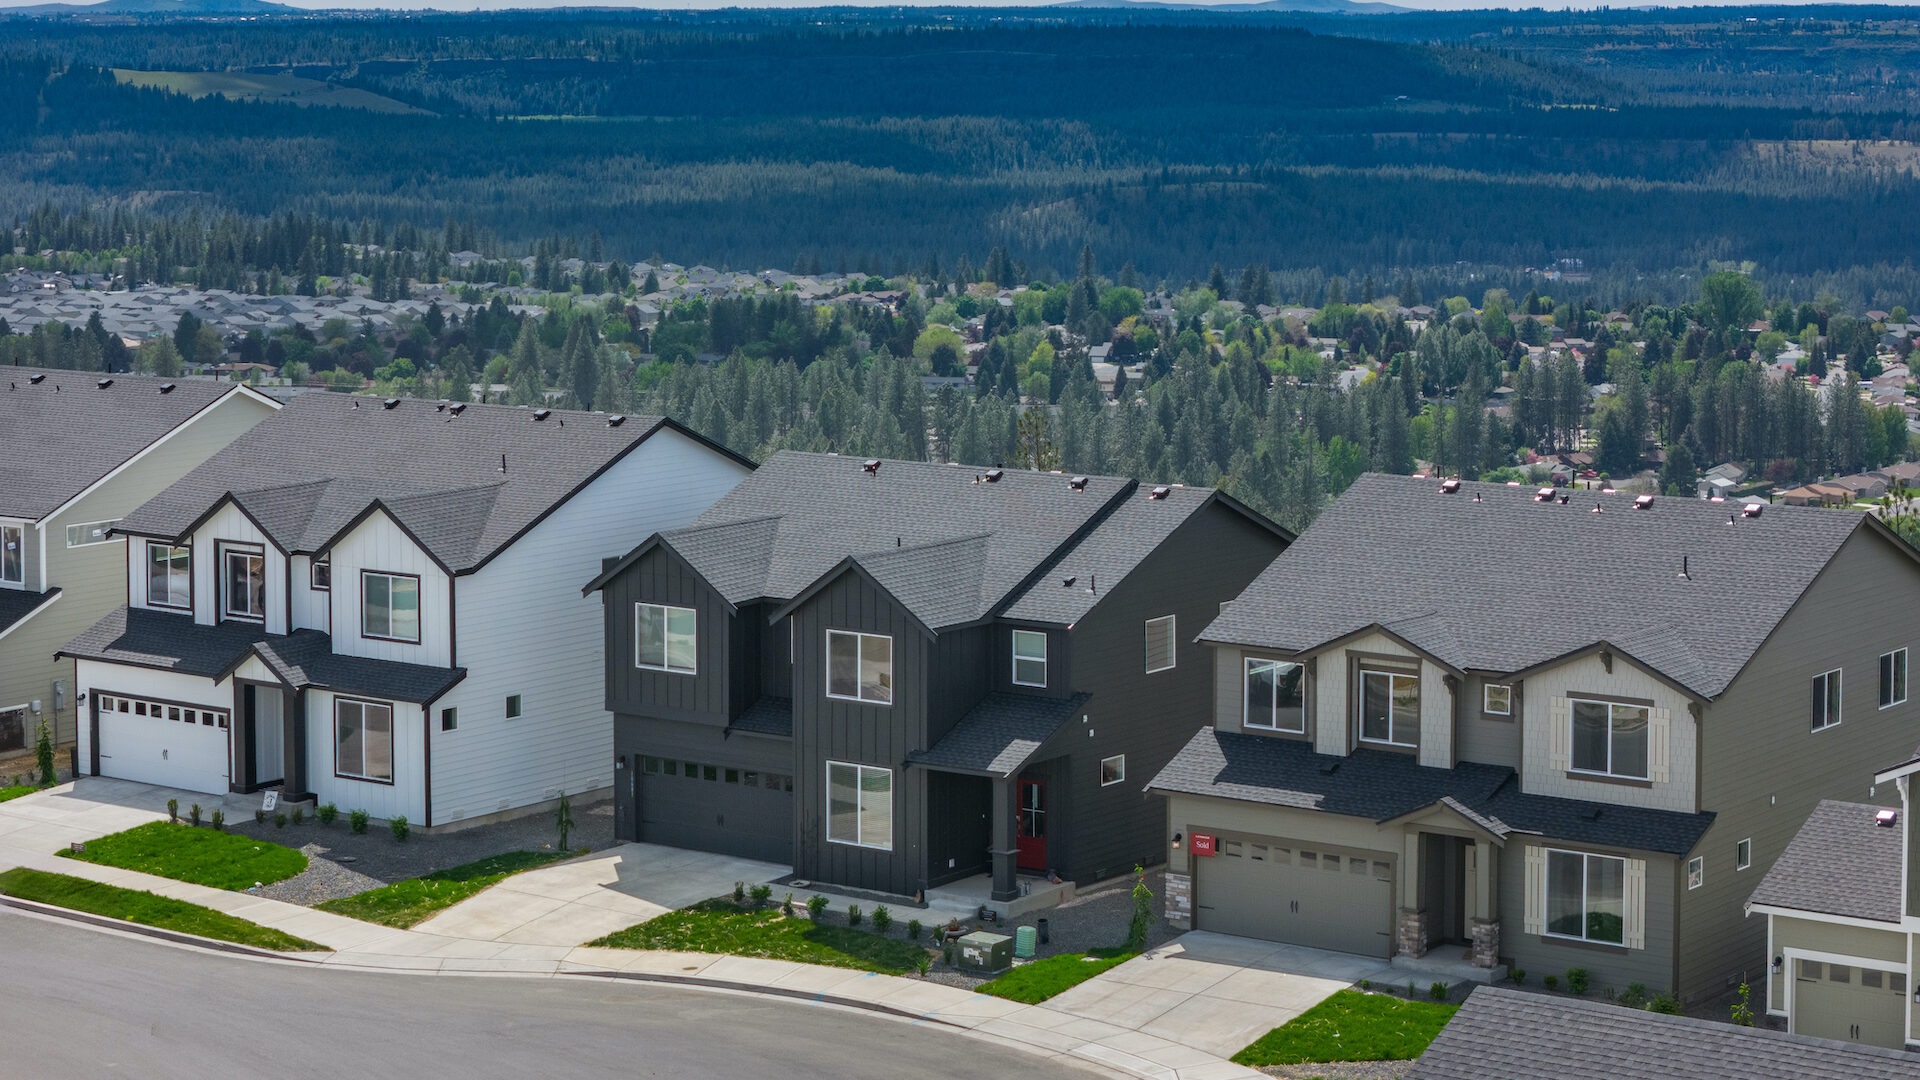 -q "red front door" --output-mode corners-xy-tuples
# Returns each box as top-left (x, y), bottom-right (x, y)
(1017, 778), (1047, 871)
